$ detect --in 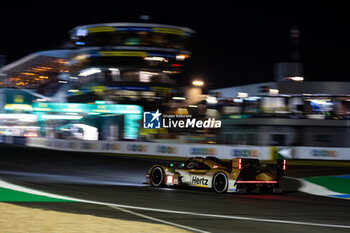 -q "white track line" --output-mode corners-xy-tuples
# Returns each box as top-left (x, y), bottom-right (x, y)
(1, 179), (350, 230)
(109, 206), (210, 233)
